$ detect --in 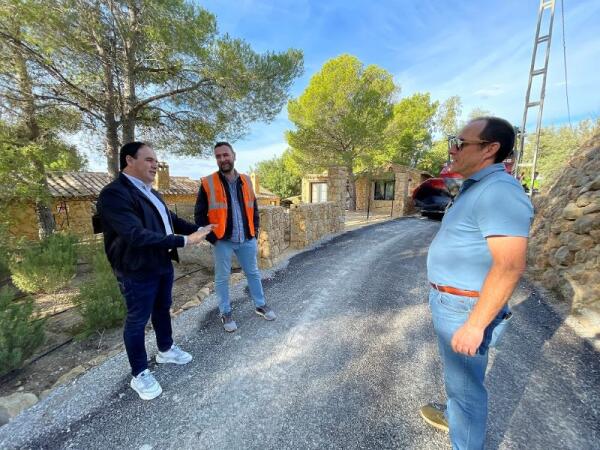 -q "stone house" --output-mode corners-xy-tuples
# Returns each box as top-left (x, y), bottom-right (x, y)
(8, 163), (199, 240)
(355, 164), (430, 216)
(301, 167), (348, 207)
(301, 164), (429, 217)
